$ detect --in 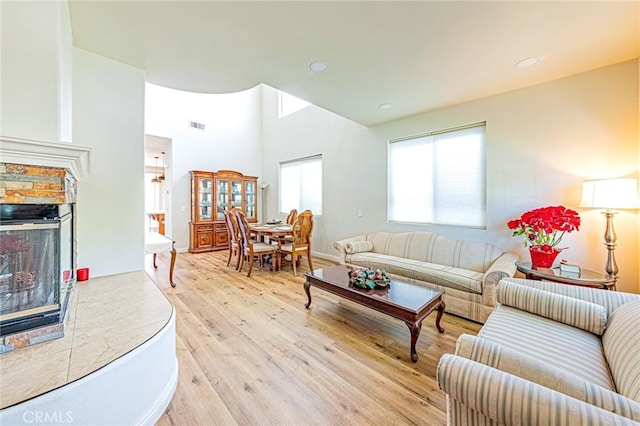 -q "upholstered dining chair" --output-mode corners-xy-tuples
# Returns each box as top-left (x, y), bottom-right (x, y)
(277, 210), (314, 276)
(234, 209), (277, 277)
(223, 209), (241, 270)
